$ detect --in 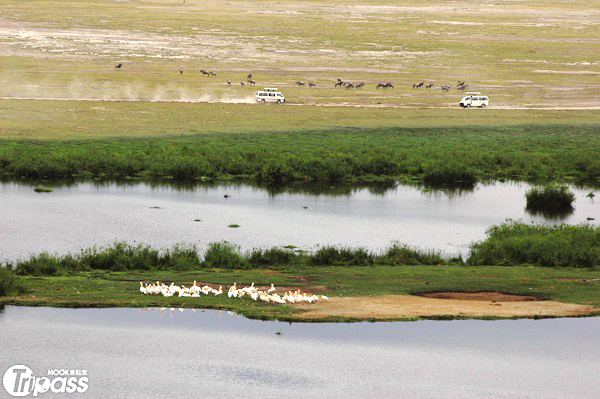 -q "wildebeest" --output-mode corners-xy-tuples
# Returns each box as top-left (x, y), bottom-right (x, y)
(247, 73), (253, 80)
(247, 79), (256, 85)
(179, 67), (184, 76)
(355, 82), (365, 88)
(344, 82), (354, 88)
(296, 81), (305, 86)
(377, 82), (394, 89)
(425, 83), (433, 90)
(227, 80), (231, 86)
(457, 84), (469, 91)
(308, 82), (317, 87)
(413, 82), (424, 89)
(115, 63), (123, 70)
(335, 80), (344, 87)
(240, 82), (245, 87)
(200, 69), (210, 77)
(209, 71), (217, 77)
(441, 84), (451, 92)
(457, 81), (465, 87)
